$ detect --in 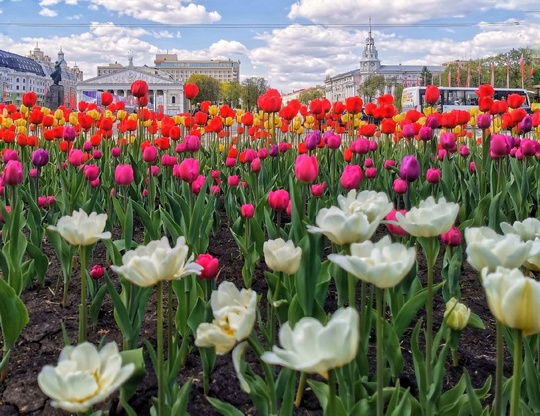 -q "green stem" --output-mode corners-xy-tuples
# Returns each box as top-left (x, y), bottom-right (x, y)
(294, 372), (307, 407)
(167, 283), (173, 366)
(494, 320), (504, 416)
(327, 369), (337, 416)
(157, 281), (165, 416)
(376, 287), (384, 416)
(510, 329), (523, 416)
(348, 273), (356, 309)
(78, 246), (88, 343)
(248, 335), (277, 414)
